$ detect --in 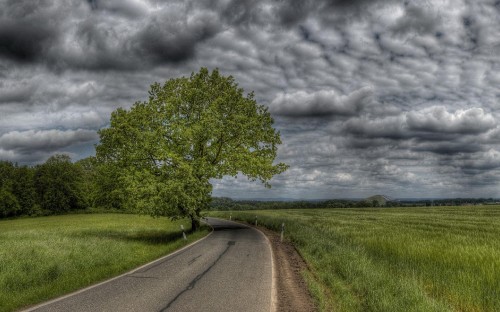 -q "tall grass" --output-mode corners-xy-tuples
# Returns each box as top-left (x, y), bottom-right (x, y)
(211, 206), (500, 311)
(0, 214), (209, 312)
